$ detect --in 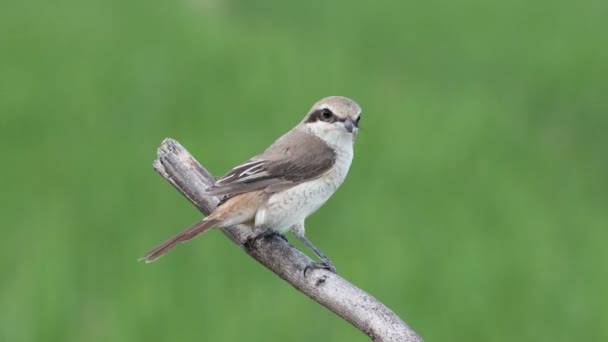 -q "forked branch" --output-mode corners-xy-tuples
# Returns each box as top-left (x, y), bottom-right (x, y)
(151, 138), (423, 342)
